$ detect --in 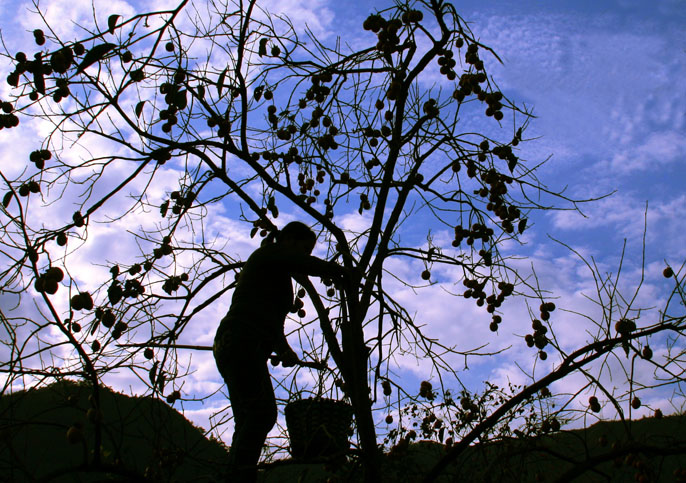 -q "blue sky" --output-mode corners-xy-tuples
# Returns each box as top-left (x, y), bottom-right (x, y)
(0, 0), (684, 447)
